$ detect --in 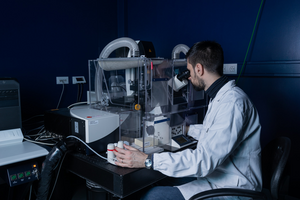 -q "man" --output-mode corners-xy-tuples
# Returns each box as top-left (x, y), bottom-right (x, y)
(114, 41), (262, 200)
